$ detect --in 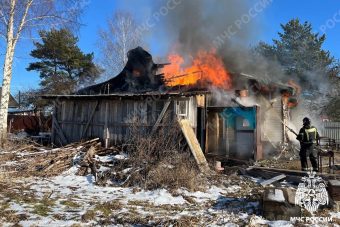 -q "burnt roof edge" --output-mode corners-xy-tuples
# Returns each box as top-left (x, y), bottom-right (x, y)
(40, 91), (211, 100)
